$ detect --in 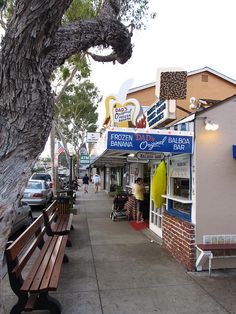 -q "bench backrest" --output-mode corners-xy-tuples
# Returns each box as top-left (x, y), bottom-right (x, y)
(6, 214), (45, 278)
